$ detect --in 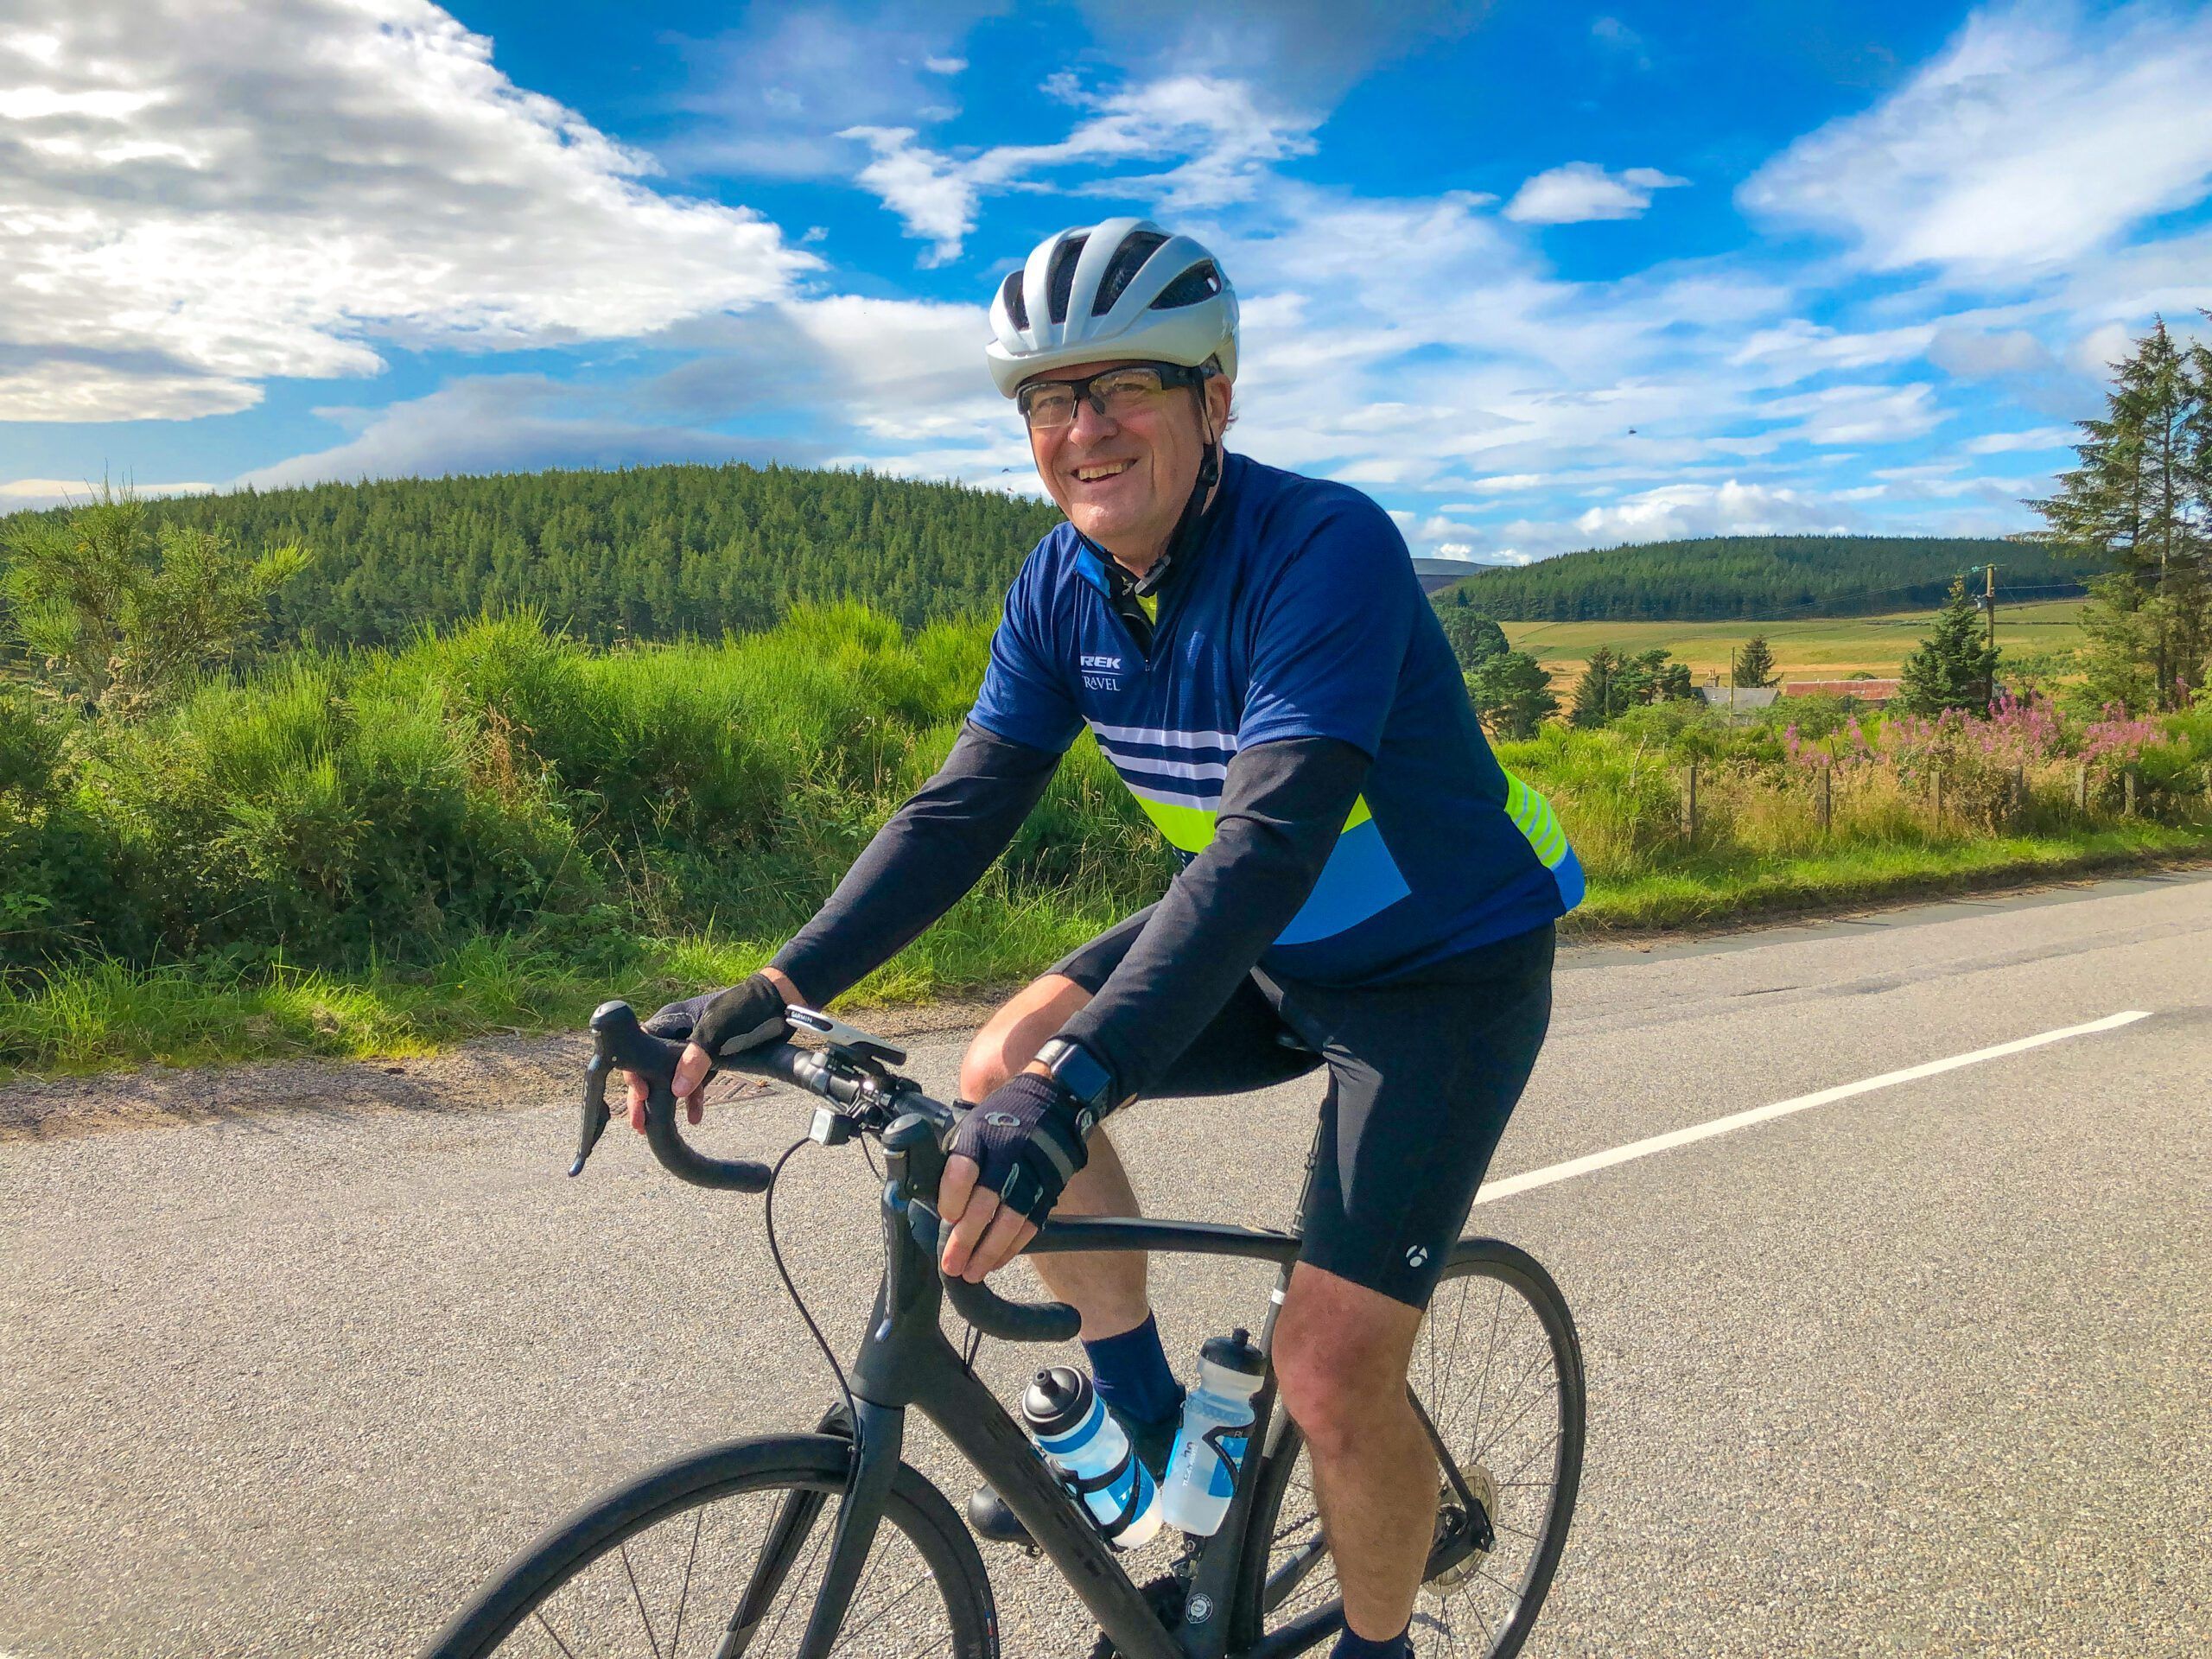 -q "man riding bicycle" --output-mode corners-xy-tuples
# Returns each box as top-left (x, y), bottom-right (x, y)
(628, 218), (1583, 1659)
